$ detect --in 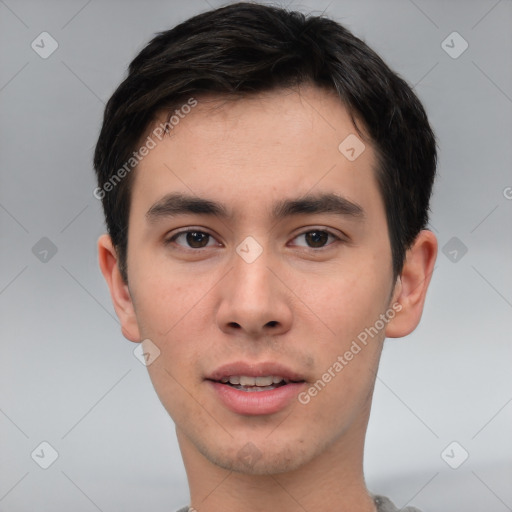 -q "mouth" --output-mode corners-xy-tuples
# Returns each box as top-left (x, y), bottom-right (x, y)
(205, 362), (307, 415)
(209, 375), (305, 392)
